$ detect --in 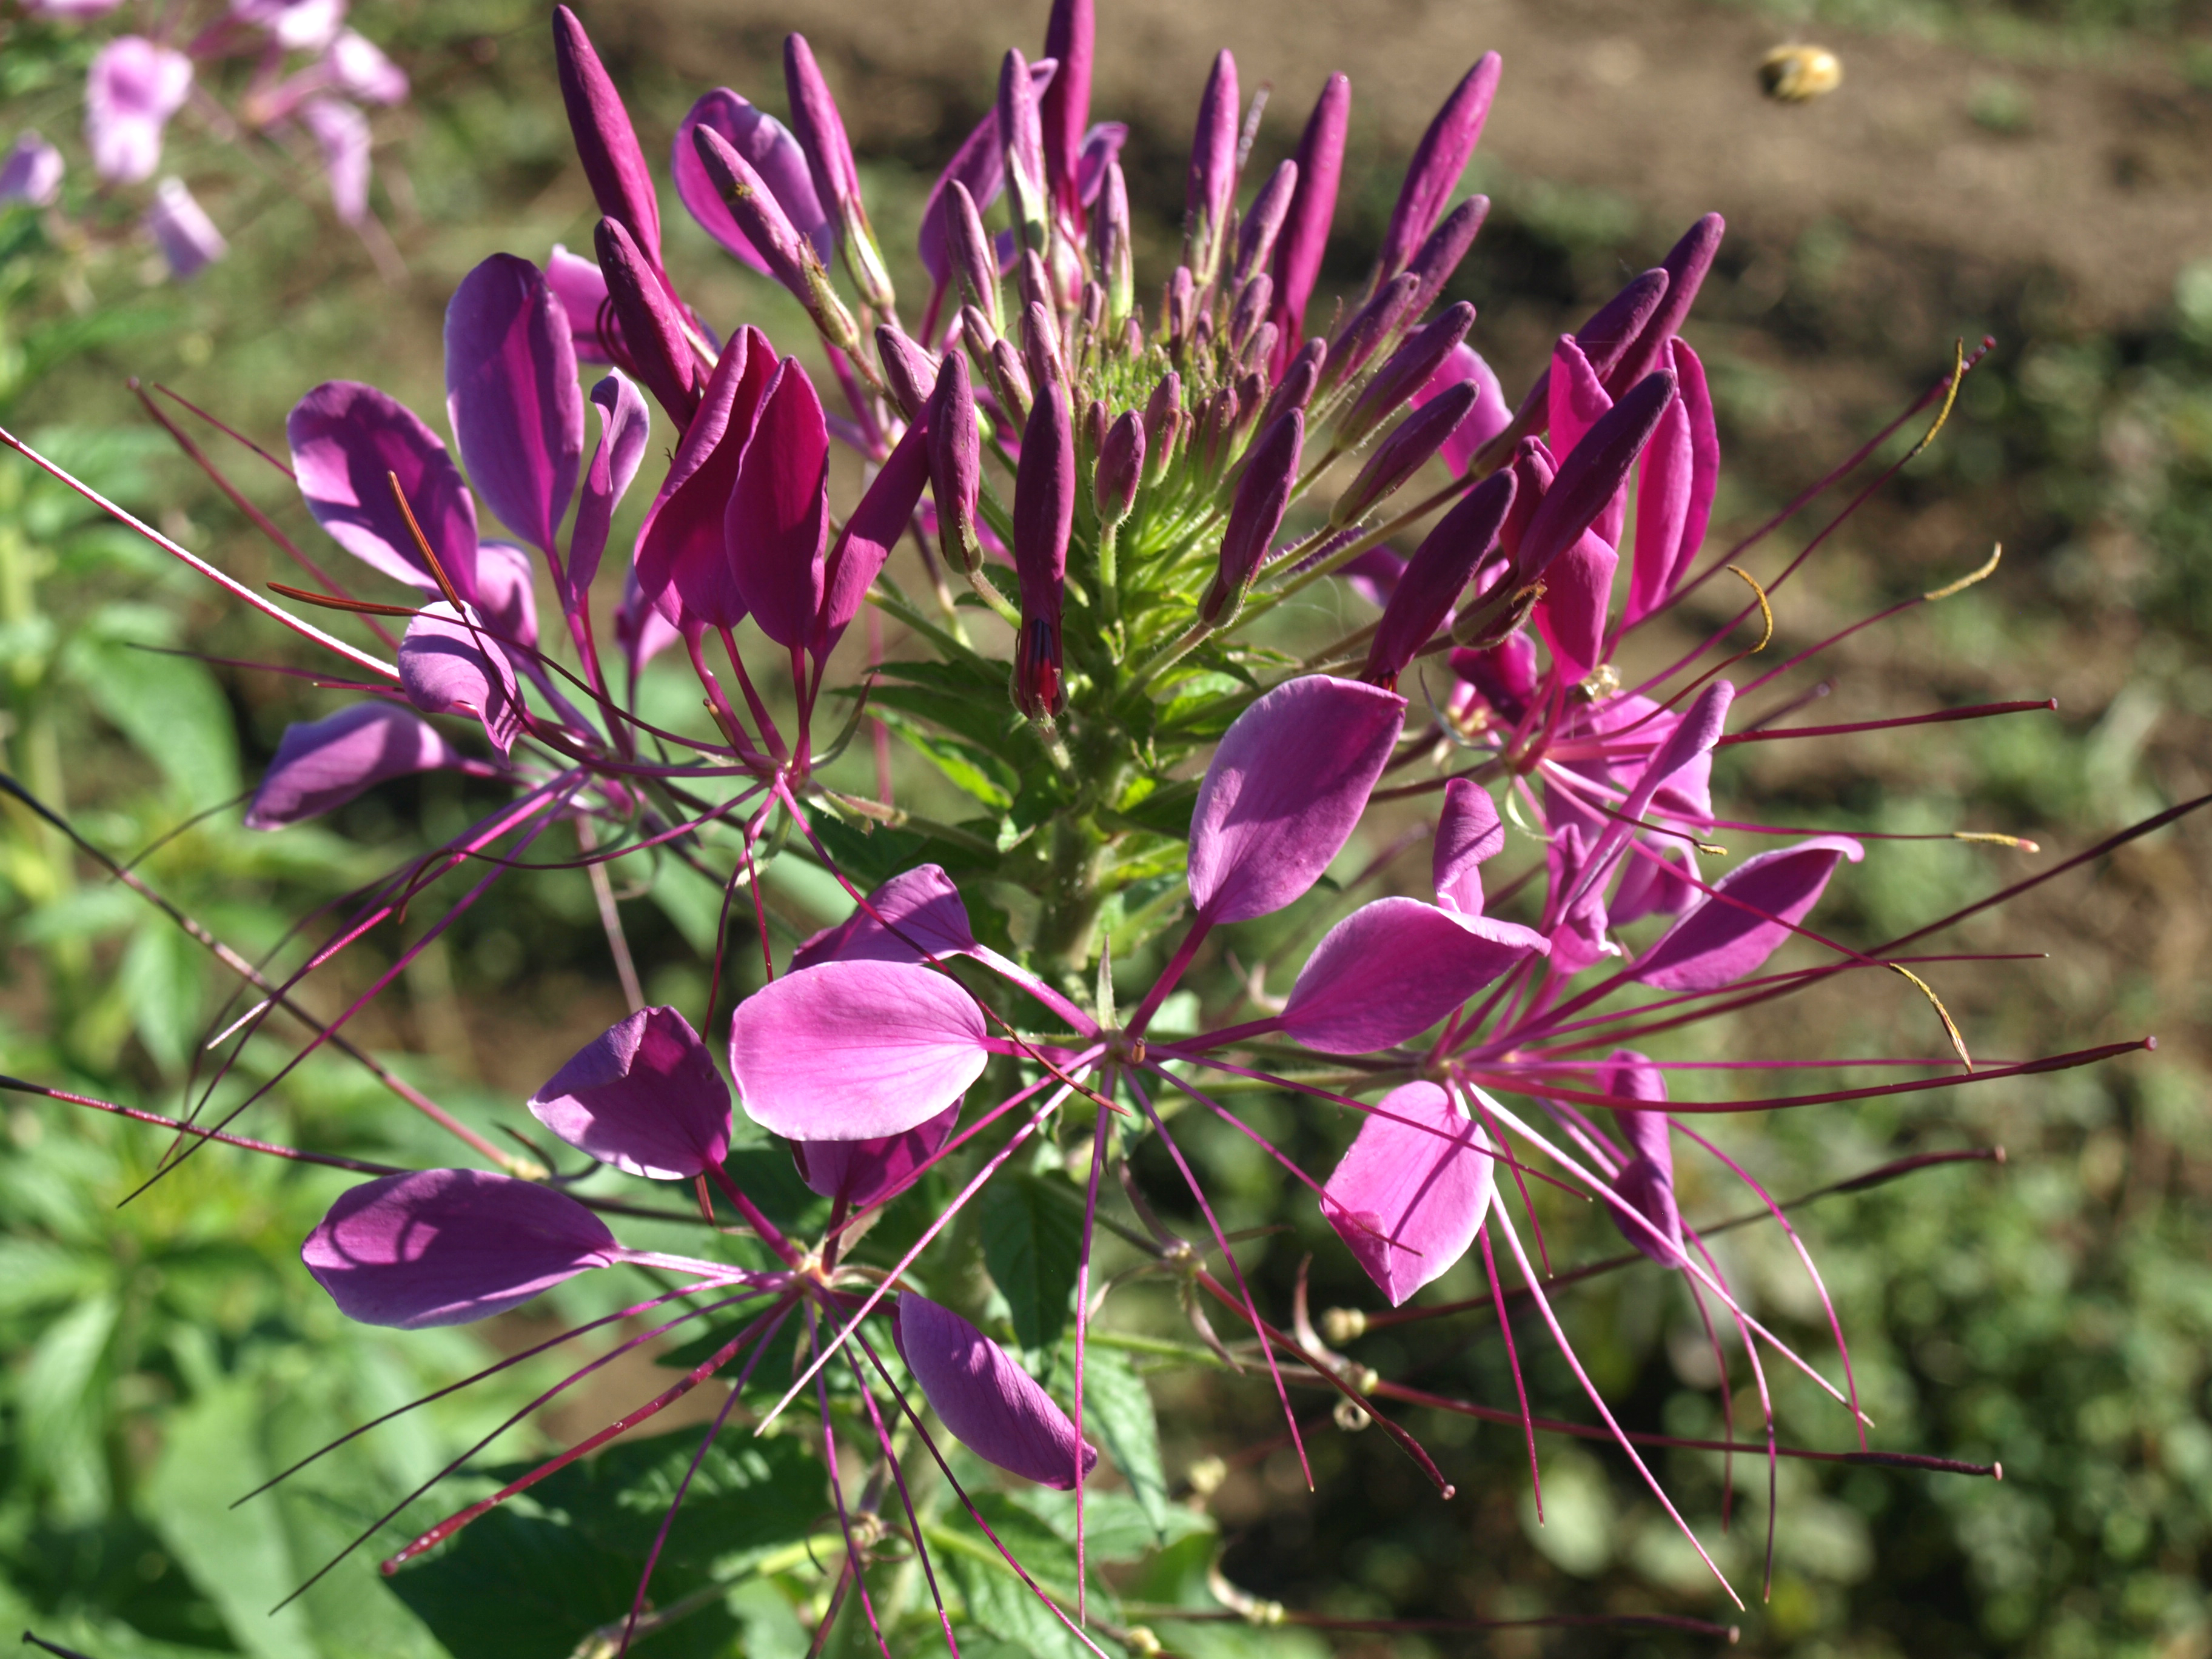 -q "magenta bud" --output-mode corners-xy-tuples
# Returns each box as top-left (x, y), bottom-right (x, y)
(1021, 297), (1064, 398)
(1233, 159), (1299, 290)
(1332, 380), (1477, 527)
(783, 34), (893, 308)
(990, 337), (1034, 426)
(1184, 49), (1241, 284)
(595, 216), (698, 423)
(1517, 370), (1675, 585)
(1017, 246), (1054, 325)
(530, 1005), (732, 1181)
(1338, 300), (1475, 449)
(1576, 268), (1671, 383)
(1193, 385), (1241, 486)
(1163, 264), (1197, 354)
(1013, 376), (1074, 623)
(554, 6), (662, 267)
(877, 323), (937, 423)
(1379, 53), (1500, 281)
(998, 49), (1050, 255)
(1228, 272), (1274, 357)
(1241, 321), (1279, 378)
(1201, 409), (1301, 625)
(1142, 371), (1182, 472)
(957, 301), (999, 363)
(1257, 337), (1327, 437)
(1322, 271), (1421, 397)
(896, 1293), (1099, 1487)
(1610, 213), (1724, 394)
(1401, 194), (1490, 319)
(1090, 158), (1133, 328)
(1362, 467), (1516, 688)
(1271, 73), (1350, 358)
(1450, 629), (1539, 723)
(1040, 0), (1096, 223)
(1095, 409), (1145, 525)
(929, 349), (982, 574)
(691, 122), (860, 350)
(947, 179), (1003, 333)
